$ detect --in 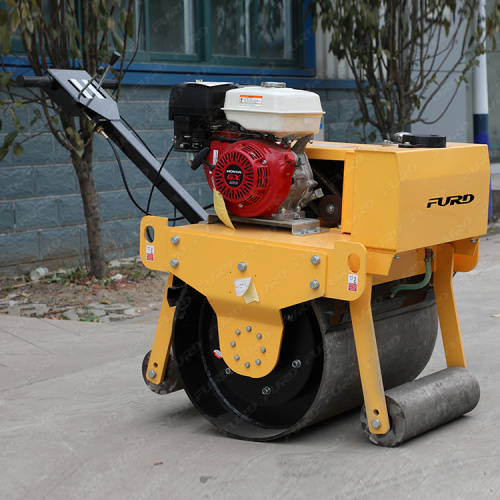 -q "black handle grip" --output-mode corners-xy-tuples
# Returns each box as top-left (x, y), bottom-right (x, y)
(16, 74), (55, 89)
(109, 51), (121, 66)
(101, 79), (119, 90)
